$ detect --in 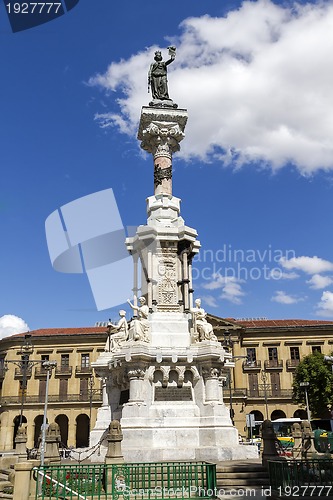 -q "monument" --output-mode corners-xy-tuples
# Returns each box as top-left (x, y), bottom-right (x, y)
(91, 47), (258, 461)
